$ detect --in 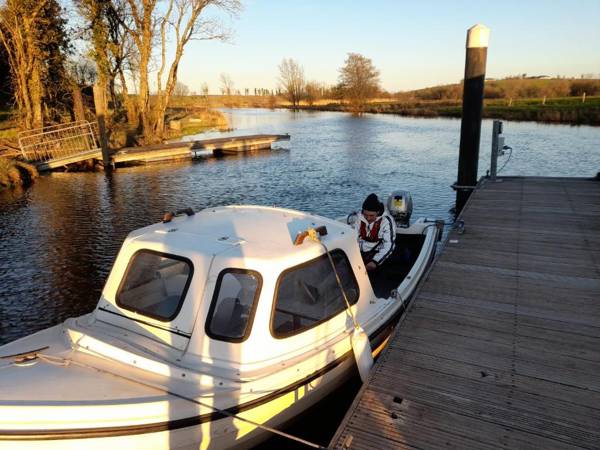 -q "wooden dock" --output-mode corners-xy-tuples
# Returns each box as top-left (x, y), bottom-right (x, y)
(190, 134), (290, 155)
(112, 142), (193, 164)
(112, 134), (290, 165)
(331, 176), (600, 450)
